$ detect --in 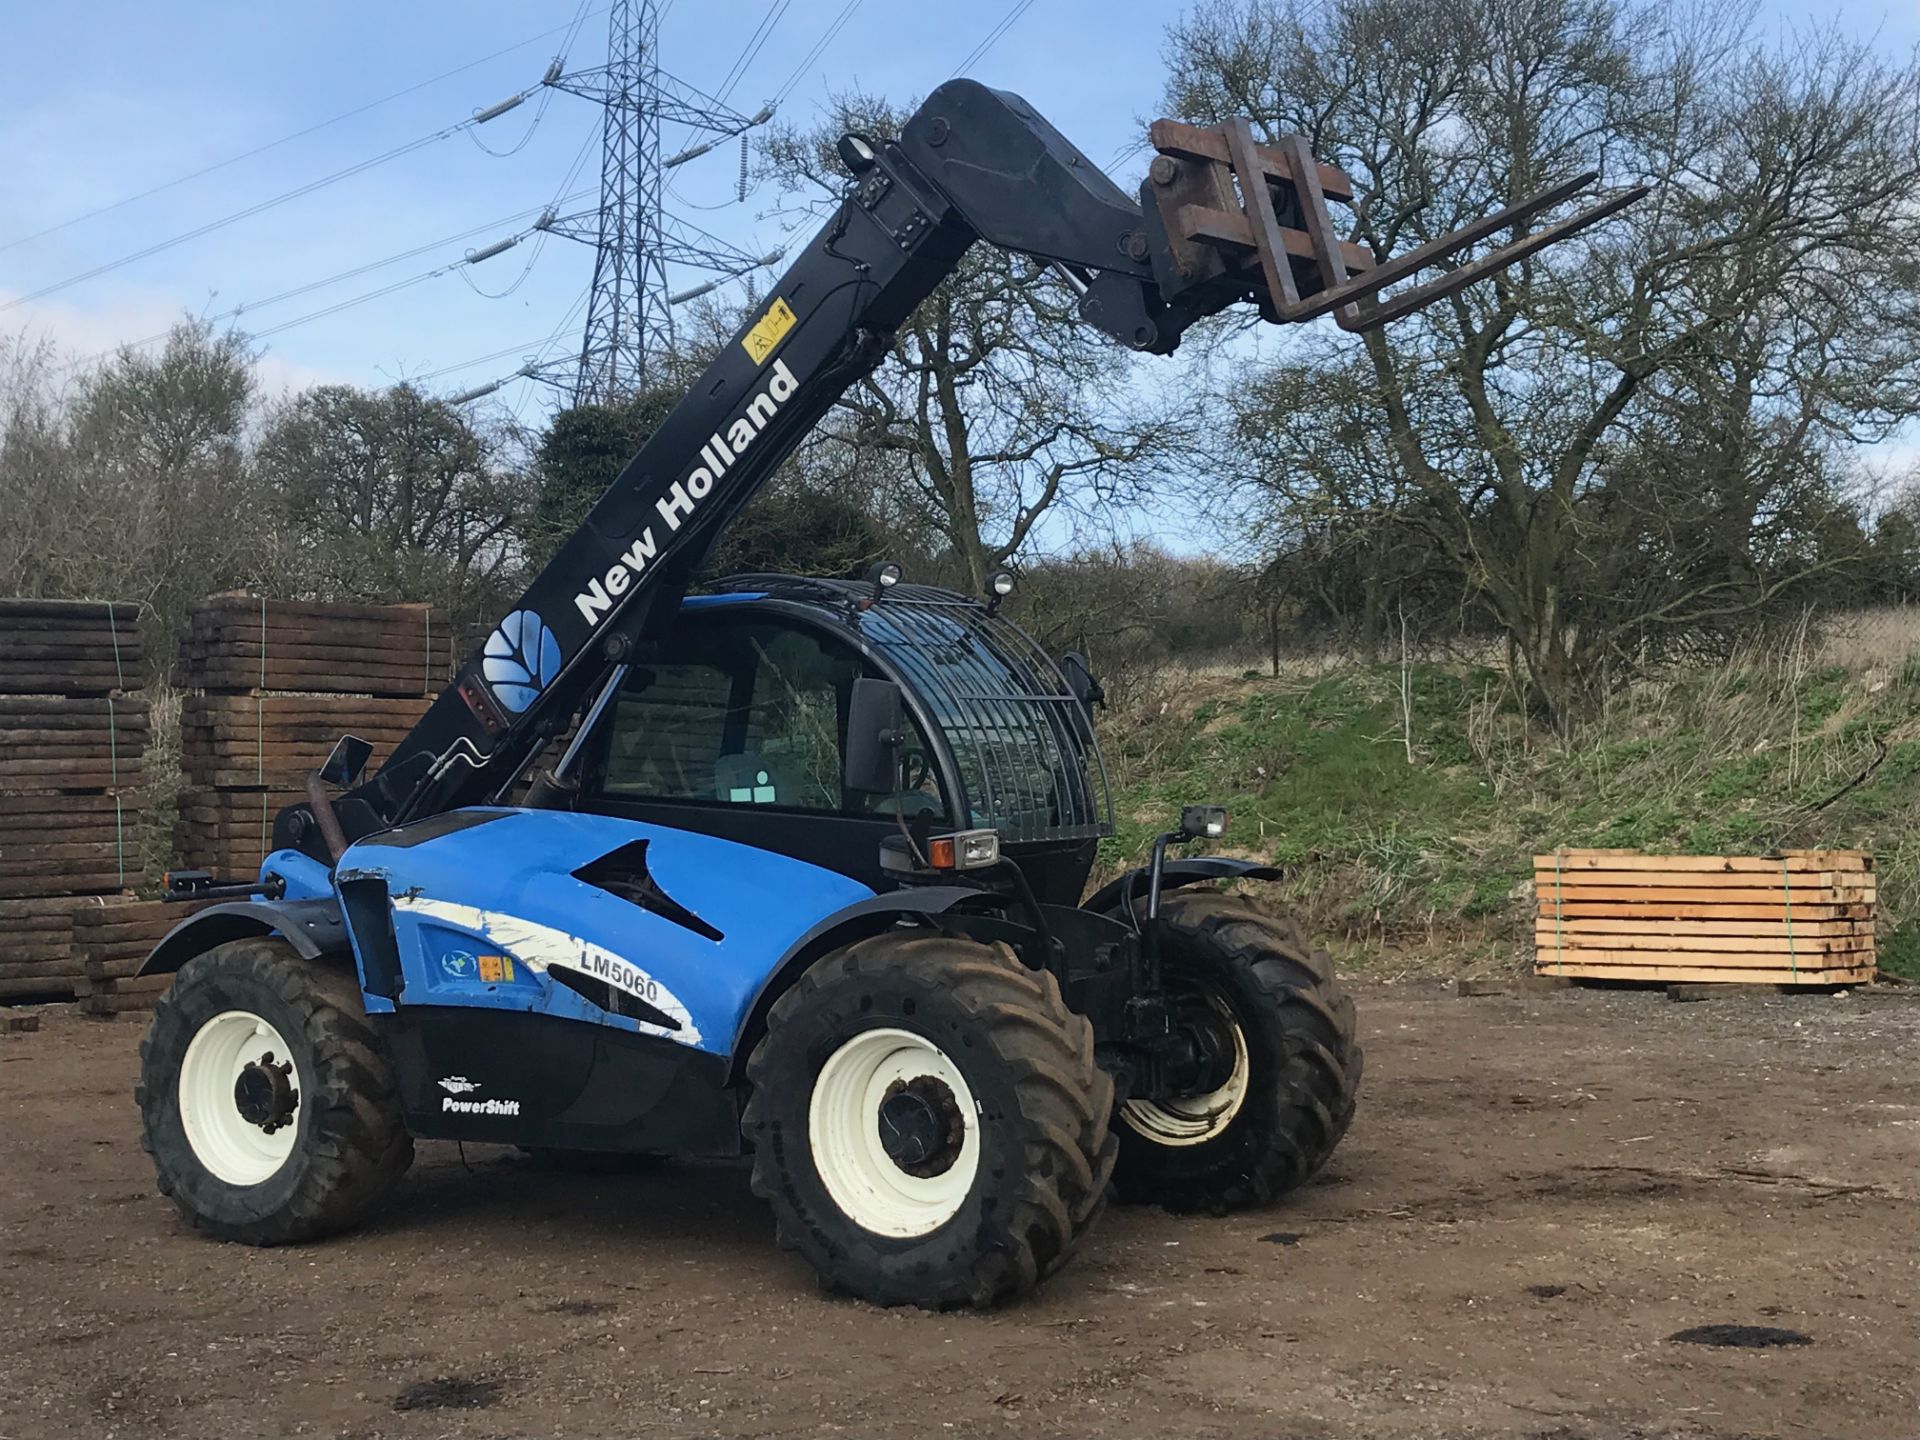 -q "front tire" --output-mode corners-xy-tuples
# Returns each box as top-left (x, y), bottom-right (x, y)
(743, 931), (1116, 1309)
(1114, 891), (1362, 1213)
(136, 938), (413, 1244)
